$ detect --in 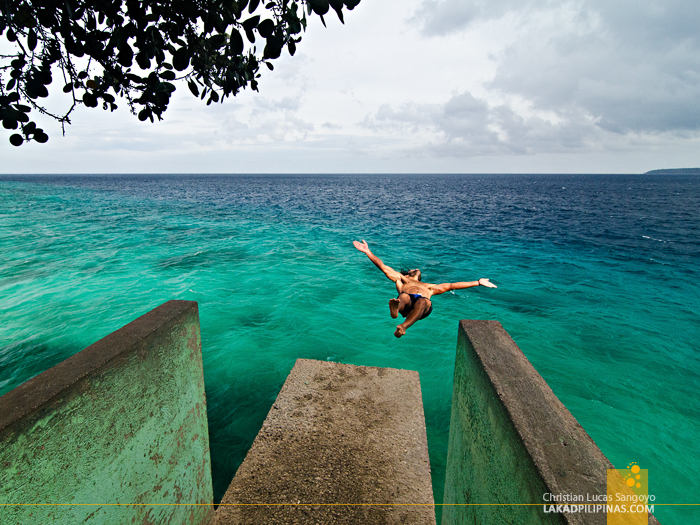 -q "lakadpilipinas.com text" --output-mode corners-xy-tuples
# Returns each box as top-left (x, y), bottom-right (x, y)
(542, 493), (655, 514)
